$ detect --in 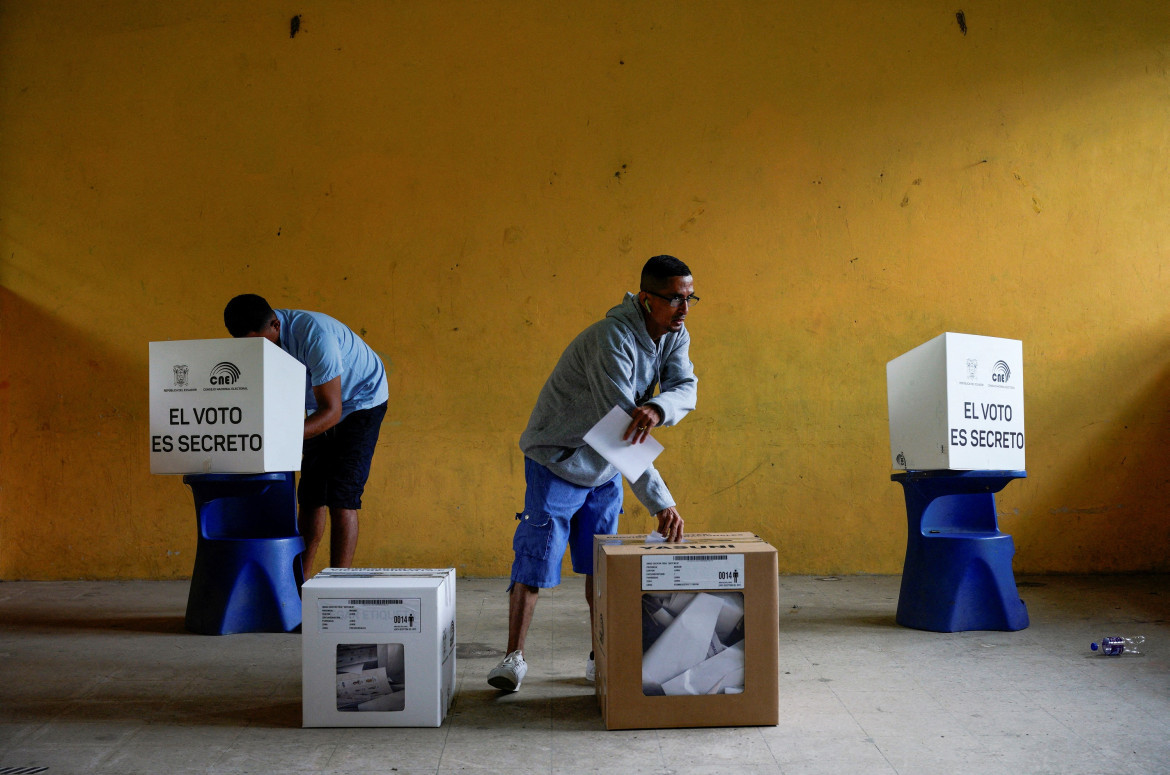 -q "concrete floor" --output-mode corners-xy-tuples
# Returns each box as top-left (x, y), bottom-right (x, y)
(0, 574), (1167, 775)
